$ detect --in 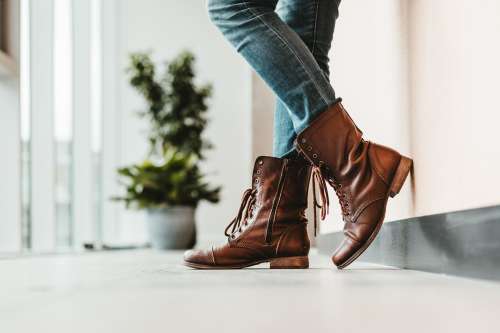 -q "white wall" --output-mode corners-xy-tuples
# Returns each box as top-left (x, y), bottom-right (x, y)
(107, 0), (253, 244)
(0, 78), (20, 252)
(409, 0), (500, 216)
